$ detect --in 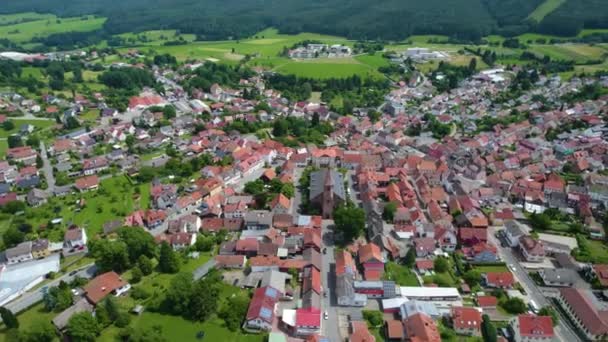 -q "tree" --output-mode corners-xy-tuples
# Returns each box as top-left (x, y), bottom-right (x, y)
(434, 257), (449, 273)
(164, 272), (194, 315)
(163, 105), (176, 120)
(272, 119), (289, 137)
(502, 297), (527, 314)
(7, 135), (22, 148)
(90, 240), (130, 273)
(538, 306), (559, 326)
(2, 120), (14, 131)
(362, 310), (383, 327)
(311, 112), (320, 126)
(463, 269), (482, 287)
(43, 284), (73, 312)
(333, 205), (366, 243)
(118, 325), (167, 342)
(188, 276), (220, 321)
(382, 202), (397, 222)
(481, 314), (497, 342)
(158, 242), (180, 273)
(67, 312), (99, 342)
(0, 307), (18, 329)
(131, 266), (143, 283)
(218, 294), (249, 331)
(404, 248), (416, 268)
(194, 234), (215, 252)
(117, 227), (157, 263)
(367, 110), (381, 123)
(137, 255), (153, 275)
(468, 57), (477, 72)
(20, 320), (56, 342)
